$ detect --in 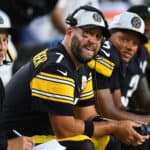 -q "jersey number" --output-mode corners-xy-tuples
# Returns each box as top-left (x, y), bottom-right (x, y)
(121, 74), (140, 107)
(33, 49), (48, 68)
(56, 53), (64, 63)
